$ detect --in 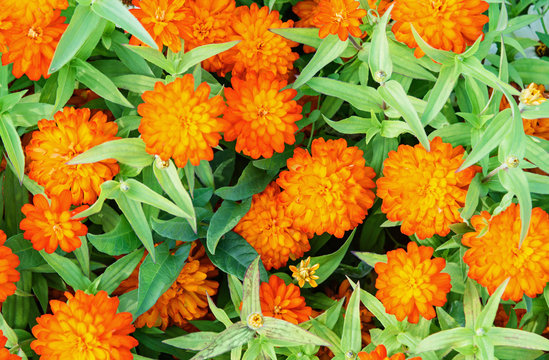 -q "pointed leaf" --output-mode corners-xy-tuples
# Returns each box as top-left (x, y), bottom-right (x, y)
(176, 41), (239, 74)
(40, 251), (92, 291)
(93, 248), (144, 294)
(215, 163), (276, 201)
(369, 4), (394, 82)
(415, 328), (474, 353)
(353, 251), (387, 268)
(307, 78), (383, 112)
(67, 138), (153, 168)
(421, 63), (460, 126)
(411, 25), (455, 64)
(486, 328), (549, 351)
(241, 256), (262, 321)
(189, 322), (255, 360)
(341, 283), (361, 353)
(258, 317), (331, 347)
(498, 168), (531, 245)
(0, 114), (25, 182)
(269, 28), (356, 58)
(206, 198), (252, 254)
(476, 278), (510, 330)
(463, 279), (482, 329)
(115, 194), (155, 262)
(163, 332), (219, 351)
